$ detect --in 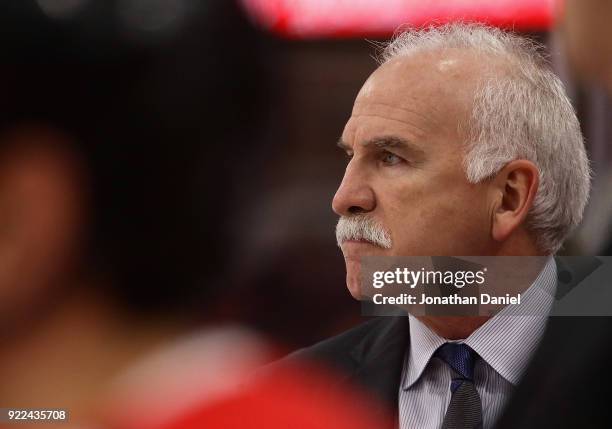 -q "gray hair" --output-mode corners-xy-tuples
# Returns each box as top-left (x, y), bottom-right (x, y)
(379, 23), (591, 254)
(336, 215), (392, 249)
